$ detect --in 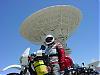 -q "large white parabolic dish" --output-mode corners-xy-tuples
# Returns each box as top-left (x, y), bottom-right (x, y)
(20, 5), (82, 45)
